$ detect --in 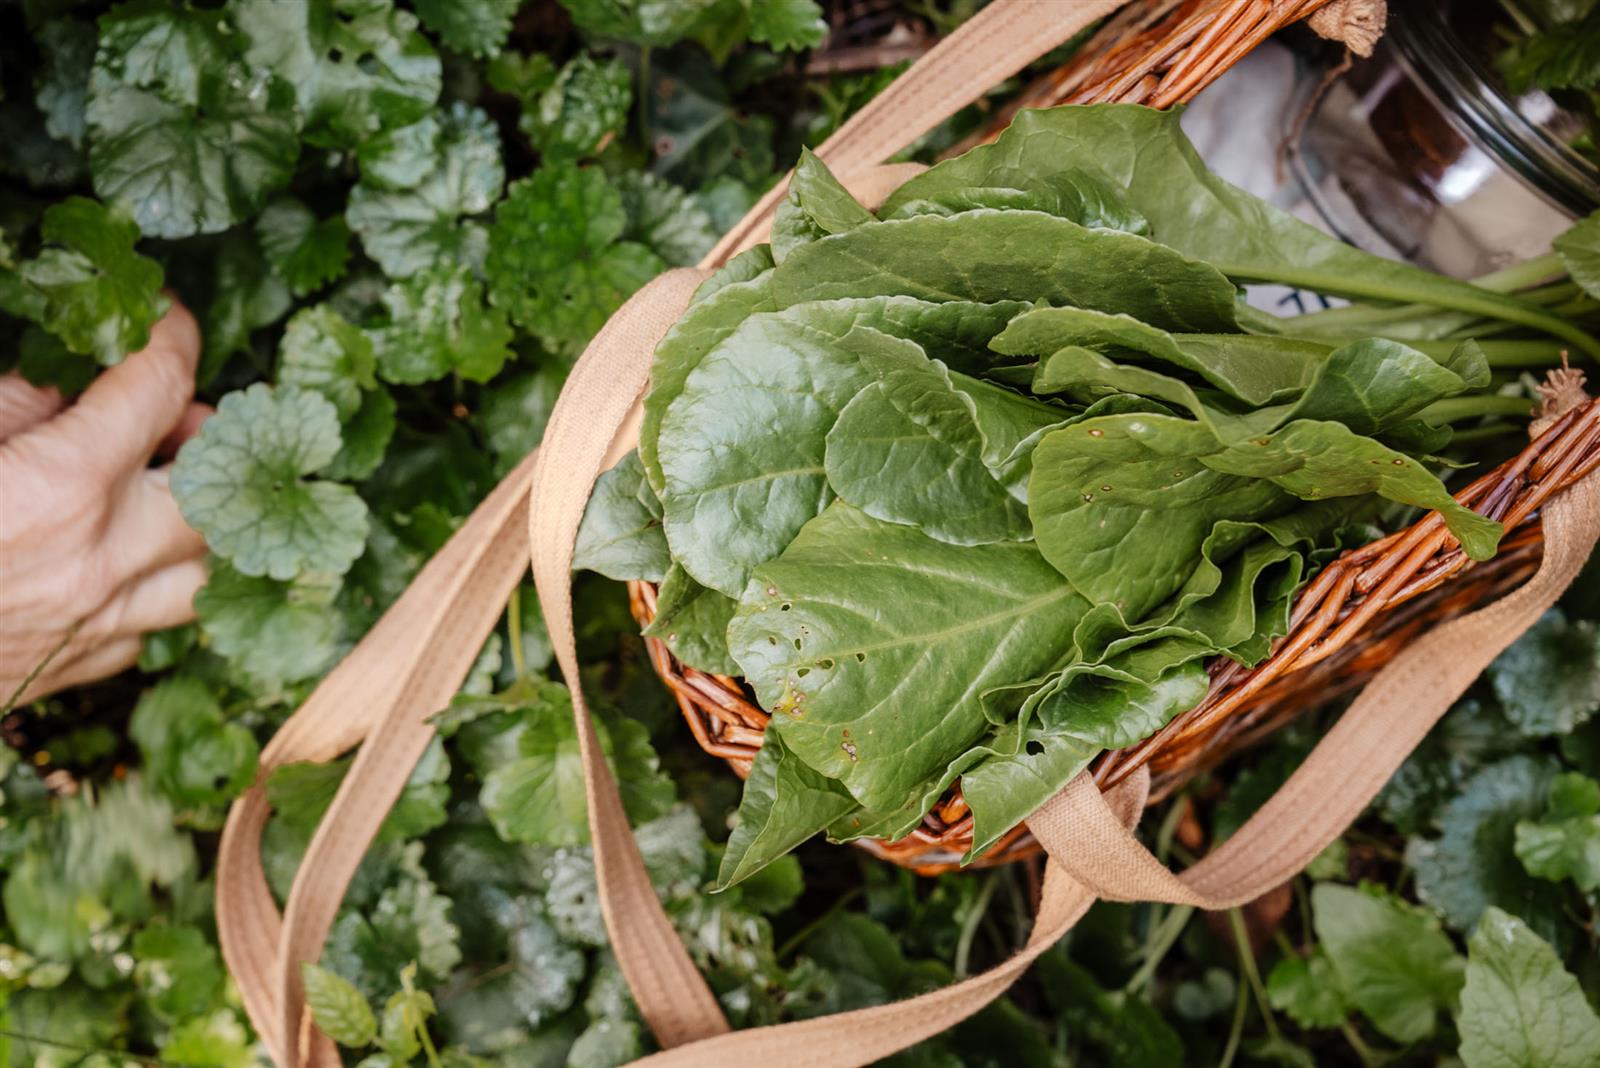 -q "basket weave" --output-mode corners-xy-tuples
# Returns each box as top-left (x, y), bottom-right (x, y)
(631, 397), (1600, 873)
(629, 1), (1600, 874)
